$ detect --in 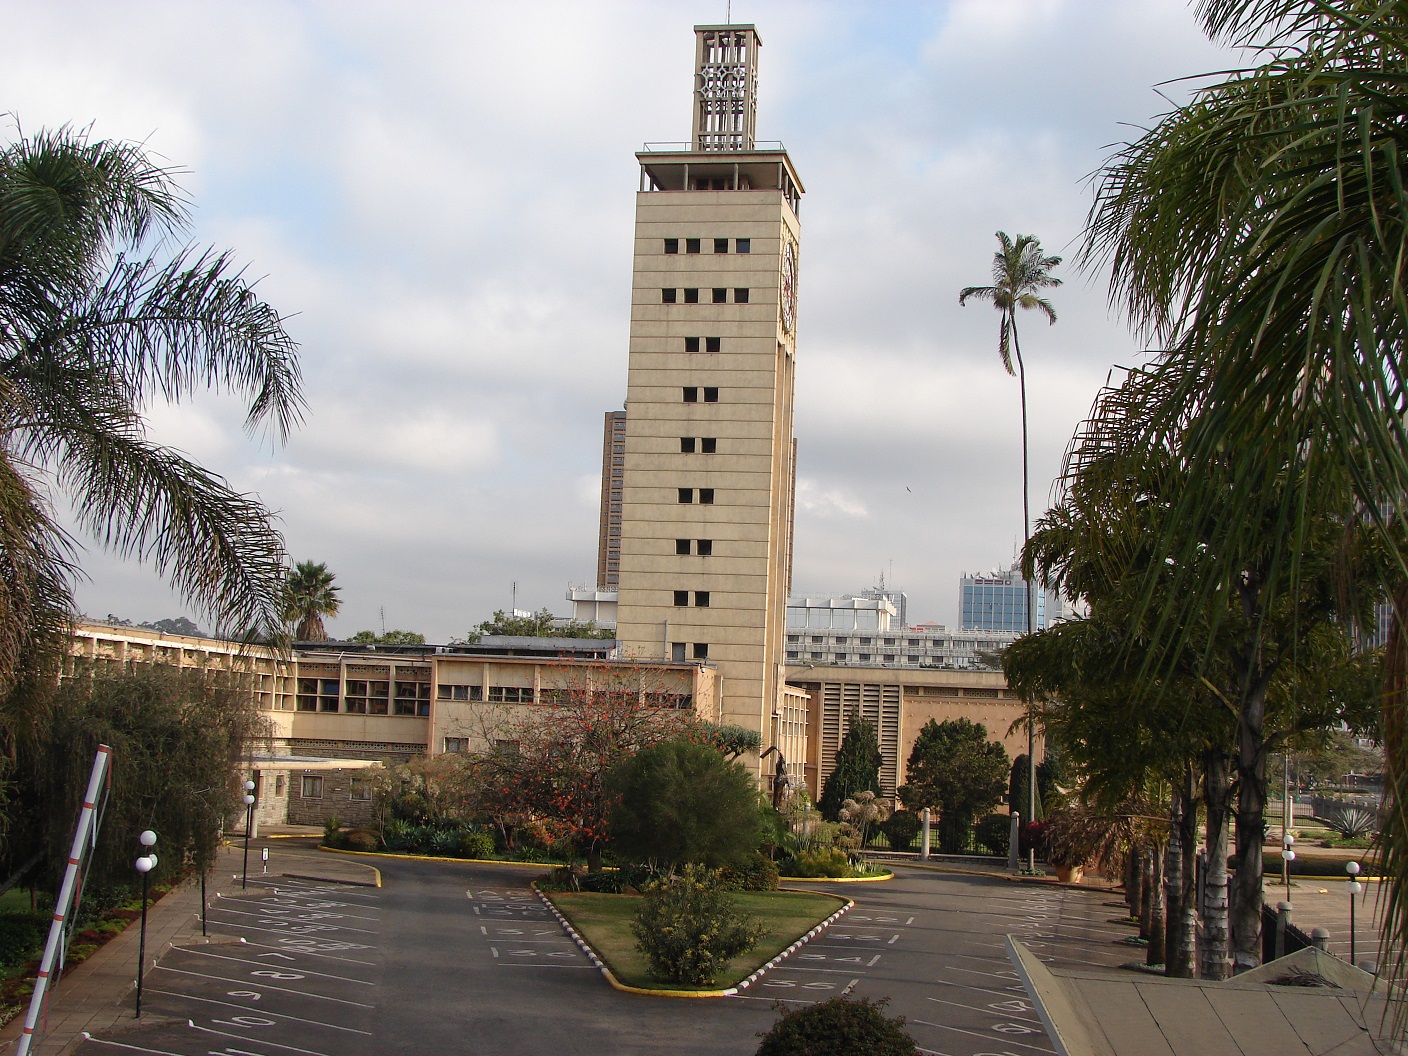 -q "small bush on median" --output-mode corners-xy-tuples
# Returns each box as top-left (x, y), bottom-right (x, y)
(779, 848), (851, 878)
(457, 831), (495, 859)
(720, 853), (780, 891)
(755, 996), (918, 1056)
(631, 864), (763, 985)
(344, 829), (378, 852)
(881, 810), (922, 852)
